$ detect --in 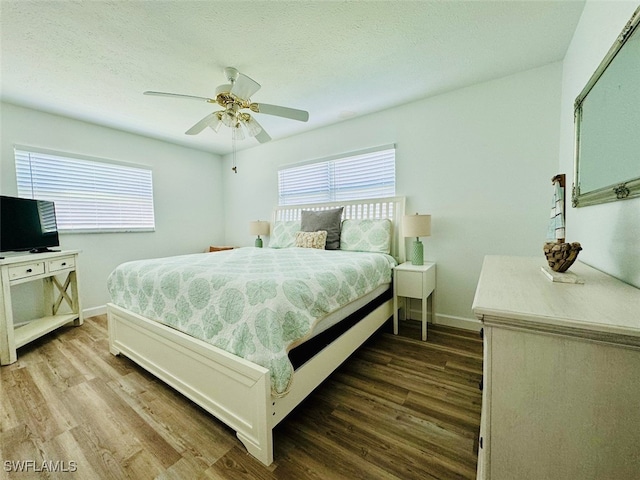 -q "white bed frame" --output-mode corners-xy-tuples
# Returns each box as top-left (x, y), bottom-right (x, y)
(107, 196), (405, 466)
